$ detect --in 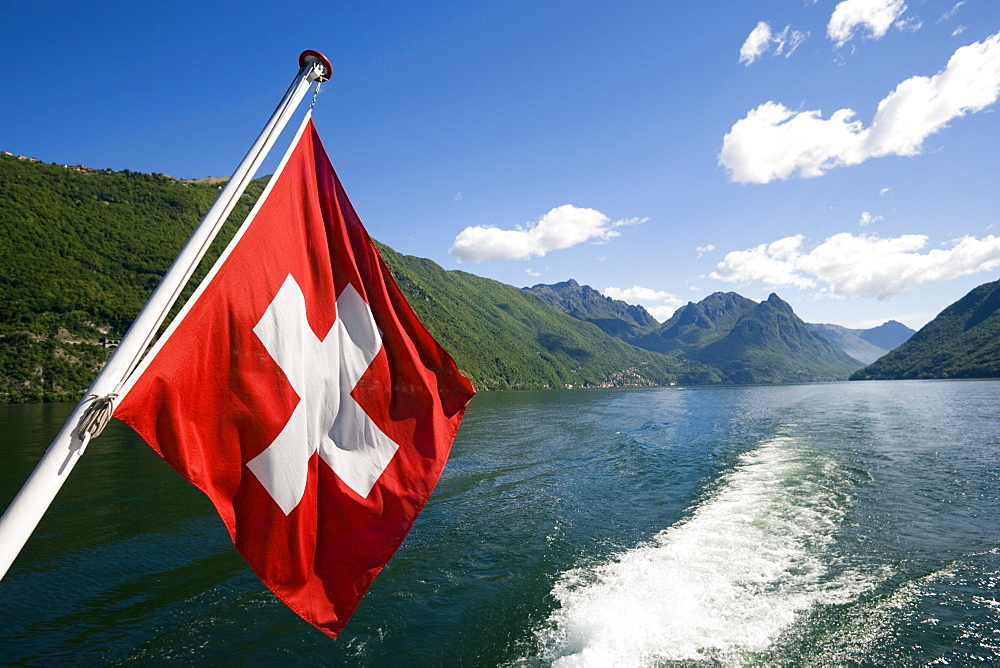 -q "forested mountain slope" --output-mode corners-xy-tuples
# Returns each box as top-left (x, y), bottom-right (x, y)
(0, 154), (264, 401)
(852, 278), (1000, 380)
(0, 154), (716, 401)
